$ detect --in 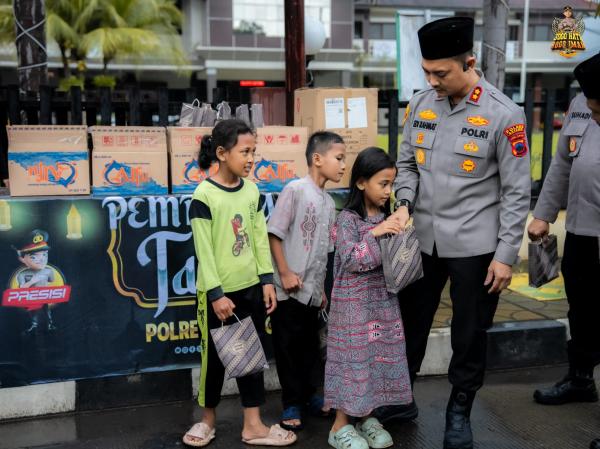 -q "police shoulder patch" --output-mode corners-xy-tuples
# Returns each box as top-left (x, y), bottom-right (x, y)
(503, 123), (528, 158)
